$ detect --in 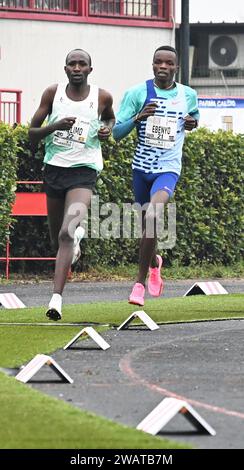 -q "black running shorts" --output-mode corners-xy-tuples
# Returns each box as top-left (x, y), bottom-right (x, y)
(43, 164), (98, 199)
